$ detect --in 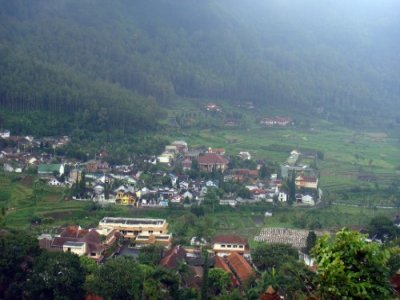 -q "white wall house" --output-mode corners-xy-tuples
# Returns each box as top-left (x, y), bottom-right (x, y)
(63, 241), (87, 256)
